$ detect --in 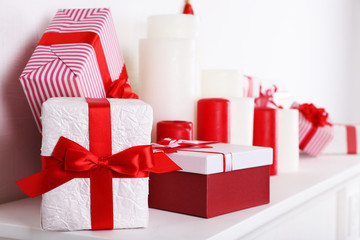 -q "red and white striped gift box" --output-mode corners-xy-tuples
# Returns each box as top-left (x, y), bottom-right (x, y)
(19, 8), (130, 131)
(295, 103), (334, 157)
